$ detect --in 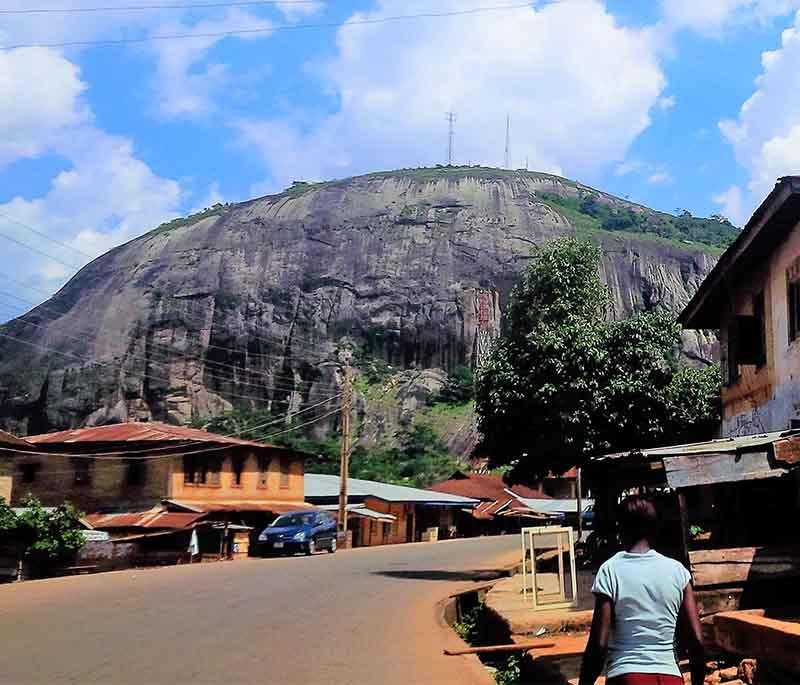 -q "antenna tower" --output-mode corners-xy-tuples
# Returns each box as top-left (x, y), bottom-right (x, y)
(446, 112), (456, 166)
(504, 114), (510, 169)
